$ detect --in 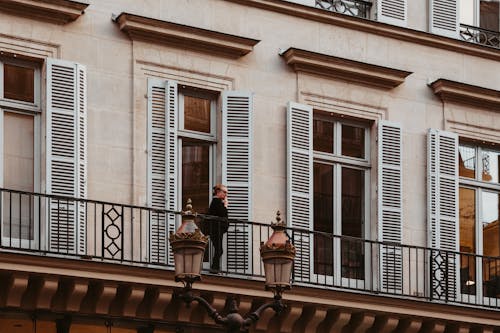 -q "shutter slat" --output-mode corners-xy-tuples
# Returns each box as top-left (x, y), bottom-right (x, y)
(427, 129), (459, 301)
(46, 58), (86, 255)
(378, 121), (403, 293)
(223, 91), (252, 274)
(287, 102), (313, 282)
